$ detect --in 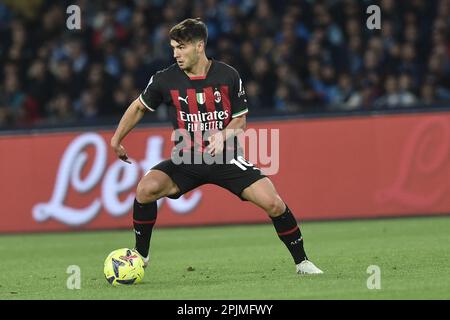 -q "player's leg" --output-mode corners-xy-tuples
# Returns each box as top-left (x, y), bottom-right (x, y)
(241, 178), (308, 262)
(133, 167), (180, 265)
(136, 169), (180, 203)
(133, 160), (207, 266)
(240, 177), (285, 217)
(209, 158), (323, 274)
(241, 177), (323, 274)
